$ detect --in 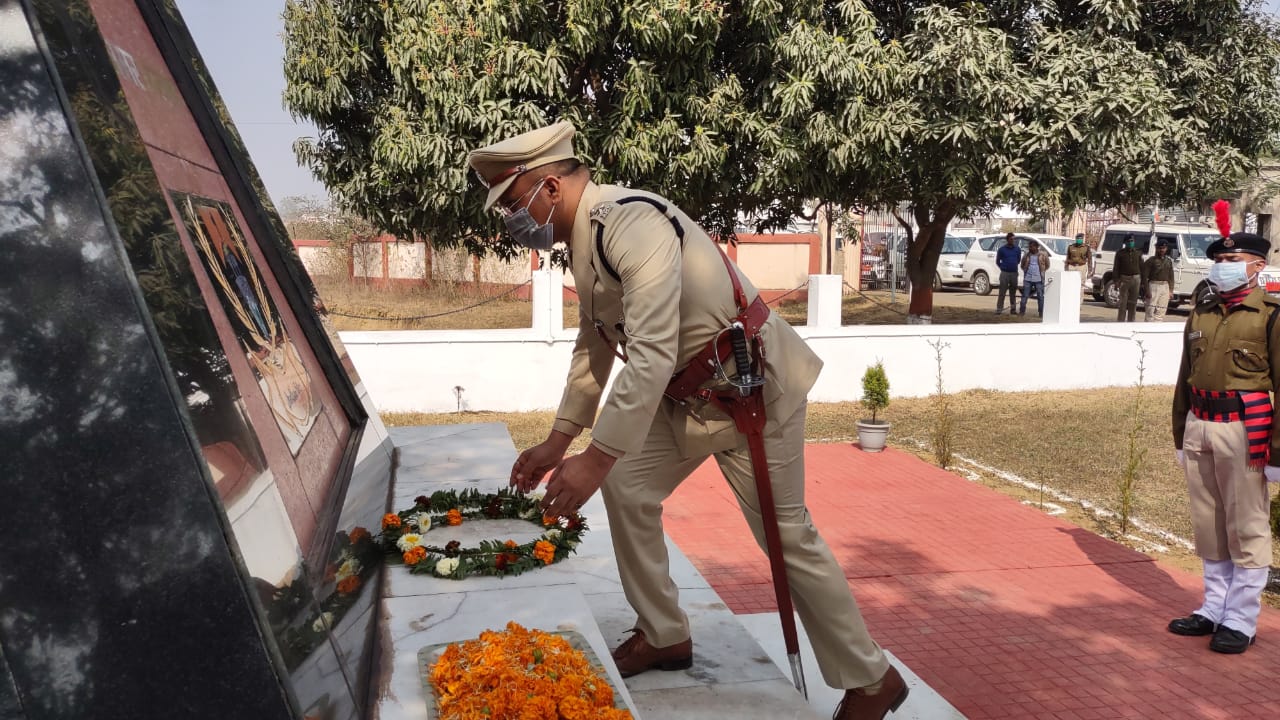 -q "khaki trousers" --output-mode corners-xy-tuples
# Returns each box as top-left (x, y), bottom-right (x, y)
(601, 400), (890, 688)
(1145, 281), (1170, 322)
(1181, 411), (1273, 568)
